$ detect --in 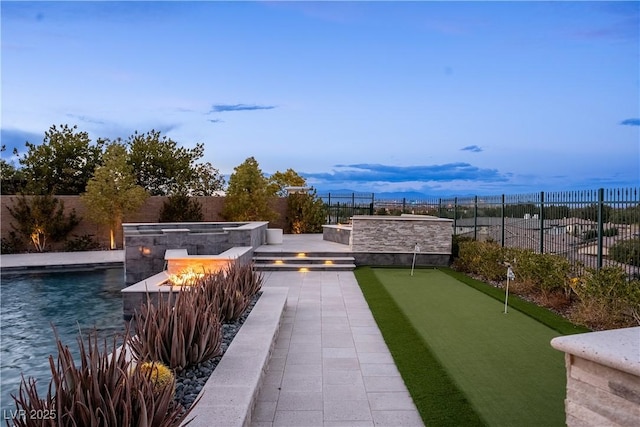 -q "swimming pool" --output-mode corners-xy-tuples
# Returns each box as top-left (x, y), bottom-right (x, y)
(0, 267), (125, 413)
